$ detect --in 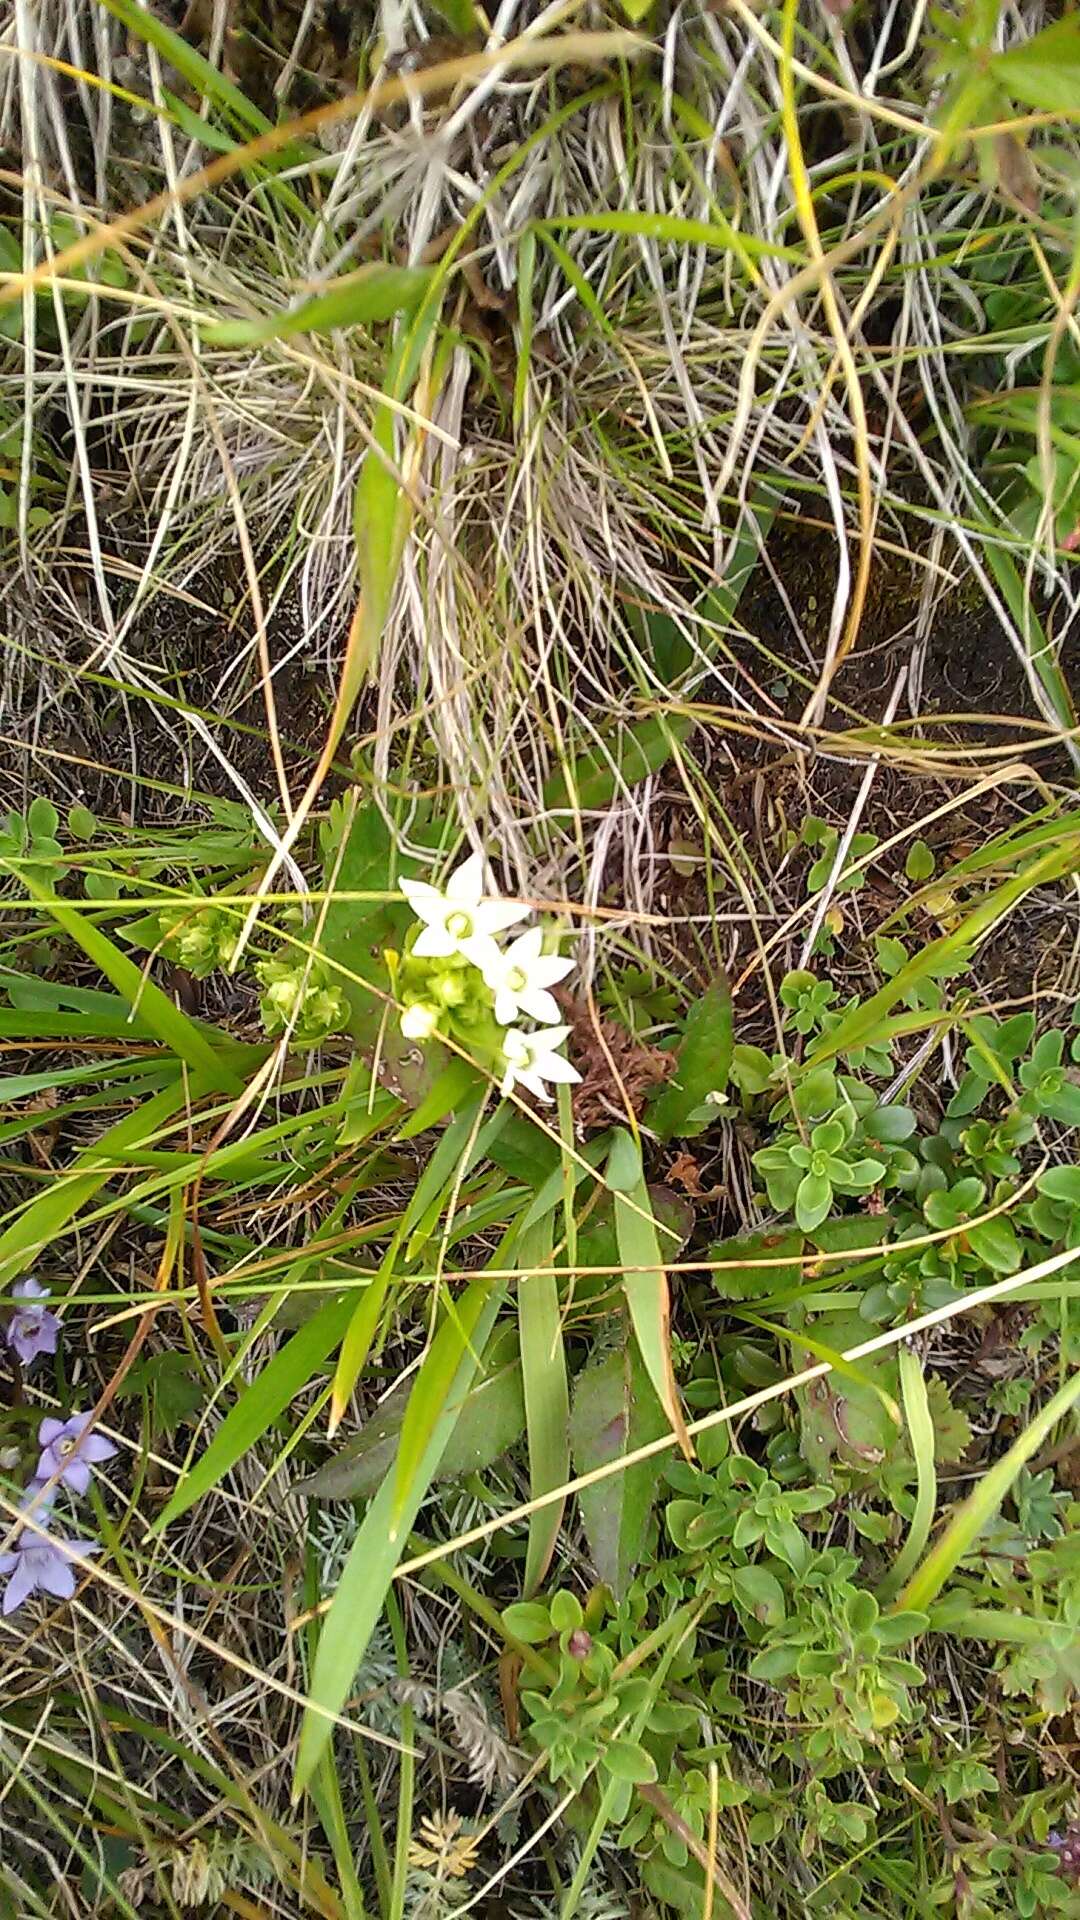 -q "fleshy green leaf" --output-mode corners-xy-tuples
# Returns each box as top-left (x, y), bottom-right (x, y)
(298, 1327), (526, 1501)
(646, 977), (733, 1141)
(568, 1338), (667, 1597)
